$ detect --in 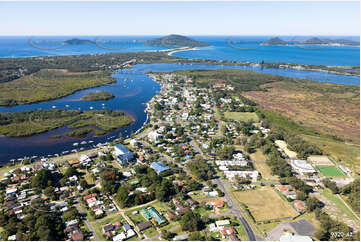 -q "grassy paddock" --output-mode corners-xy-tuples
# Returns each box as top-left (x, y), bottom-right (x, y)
(250, 149), (277, 180)
(224, 111), (259, 122)
(233, 186), (299, 222)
